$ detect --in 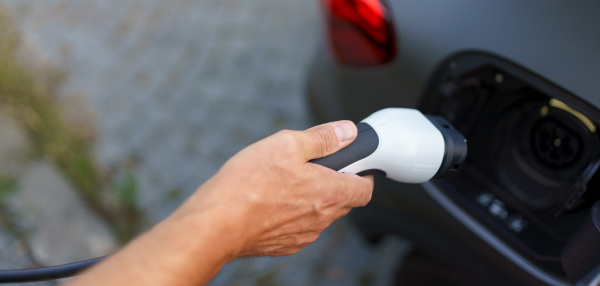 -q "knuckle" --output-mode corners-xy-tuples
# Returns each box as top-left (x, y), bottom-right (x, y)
(359, 181), (374, 206)
(346, 179), (374, 207)
(276, 129), (295, 139)
(335, 208), (351, 220)
(304, 232), (320, 244)
(273, 129), (301, 156)
(276, 129), (297, 144)
(286, 247), (302, 255)
(311, 201), (323, 214)
(313, 211), (334, 230)
(363, 192), (373, 206)
(277, 129), (303, 151)
(312, 127), (336, 156)
(357, 190), (372, 207)
(318, 218), (334, 230)
(288, 234), (301, 246)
